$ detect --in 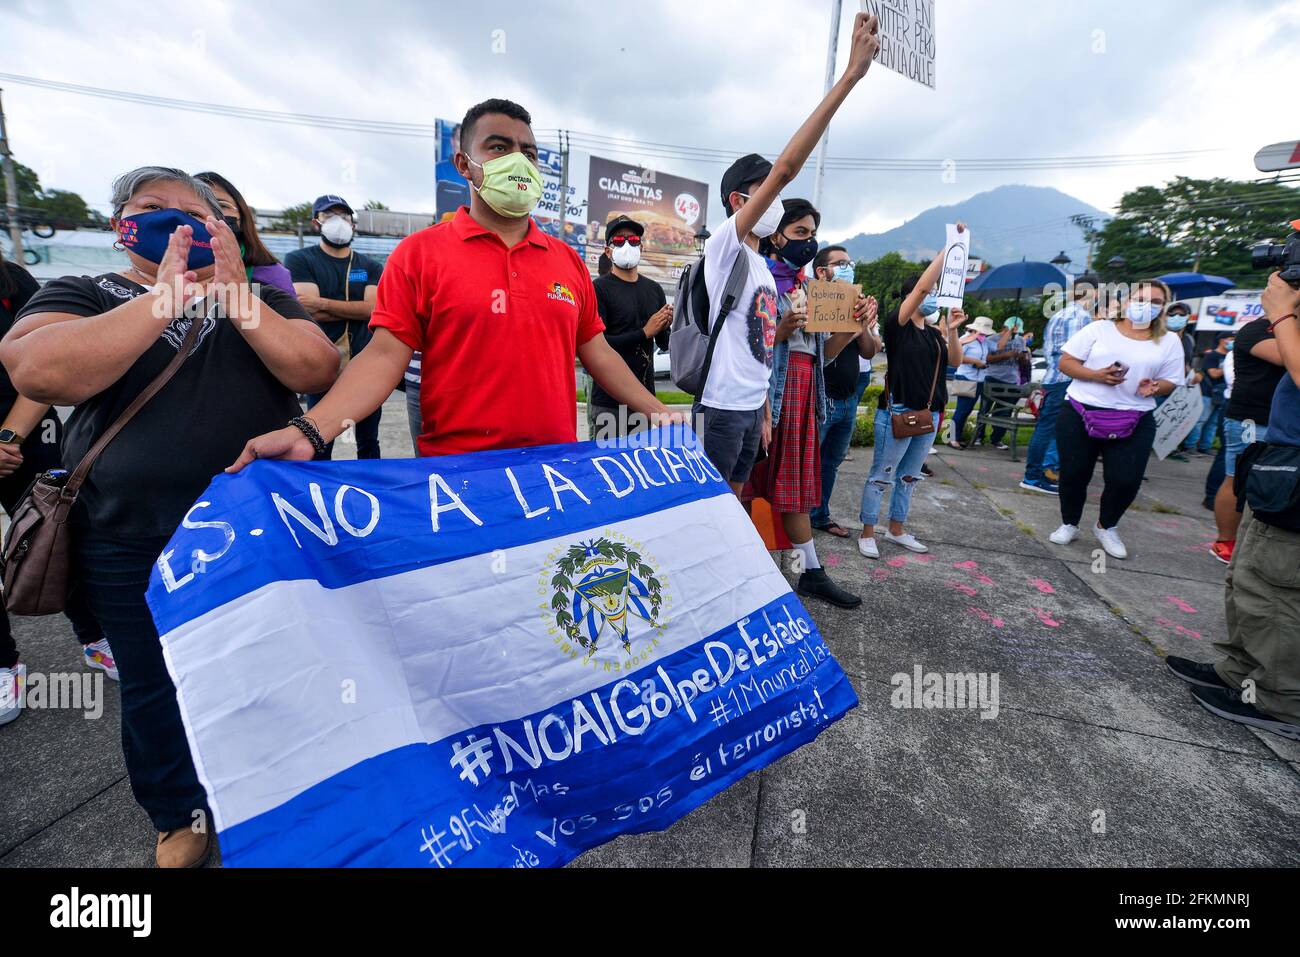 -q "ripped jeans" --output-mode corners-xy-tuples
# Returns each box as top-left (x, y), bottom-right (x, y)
(859, 406), (938, 527)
